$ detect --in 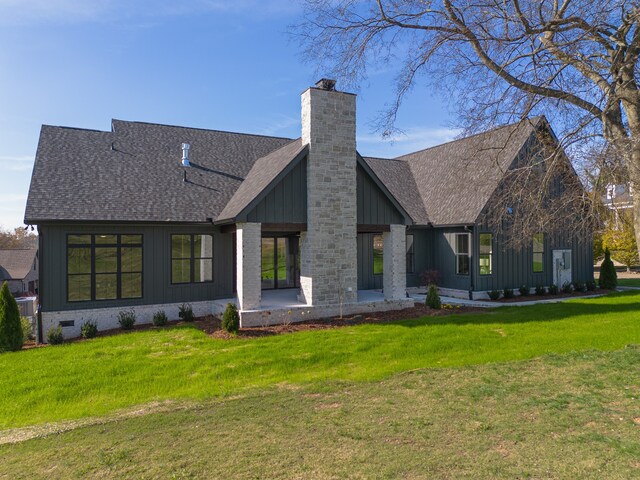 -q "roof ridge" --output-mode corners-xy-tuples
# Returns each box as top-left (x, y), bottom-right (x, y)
(41, 125), (108, 133)
(395, 116), (542, 160)
(111, 119), (296, 141)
